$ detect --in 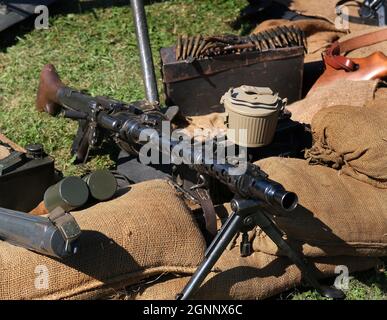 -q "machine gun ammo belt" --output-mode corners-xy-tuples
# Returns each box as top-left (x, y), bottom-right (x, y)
(174, 25), (307, 61)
